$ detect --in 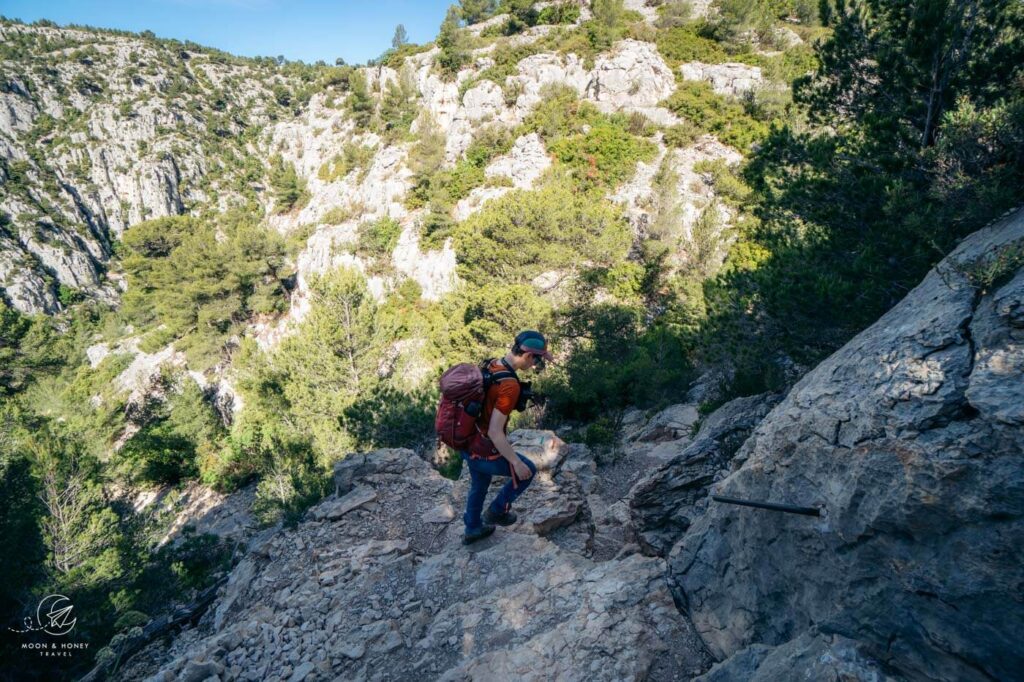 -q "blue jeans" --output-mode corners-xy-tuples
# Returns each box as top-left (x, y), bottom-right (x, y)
(460, 451), (537, 531)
